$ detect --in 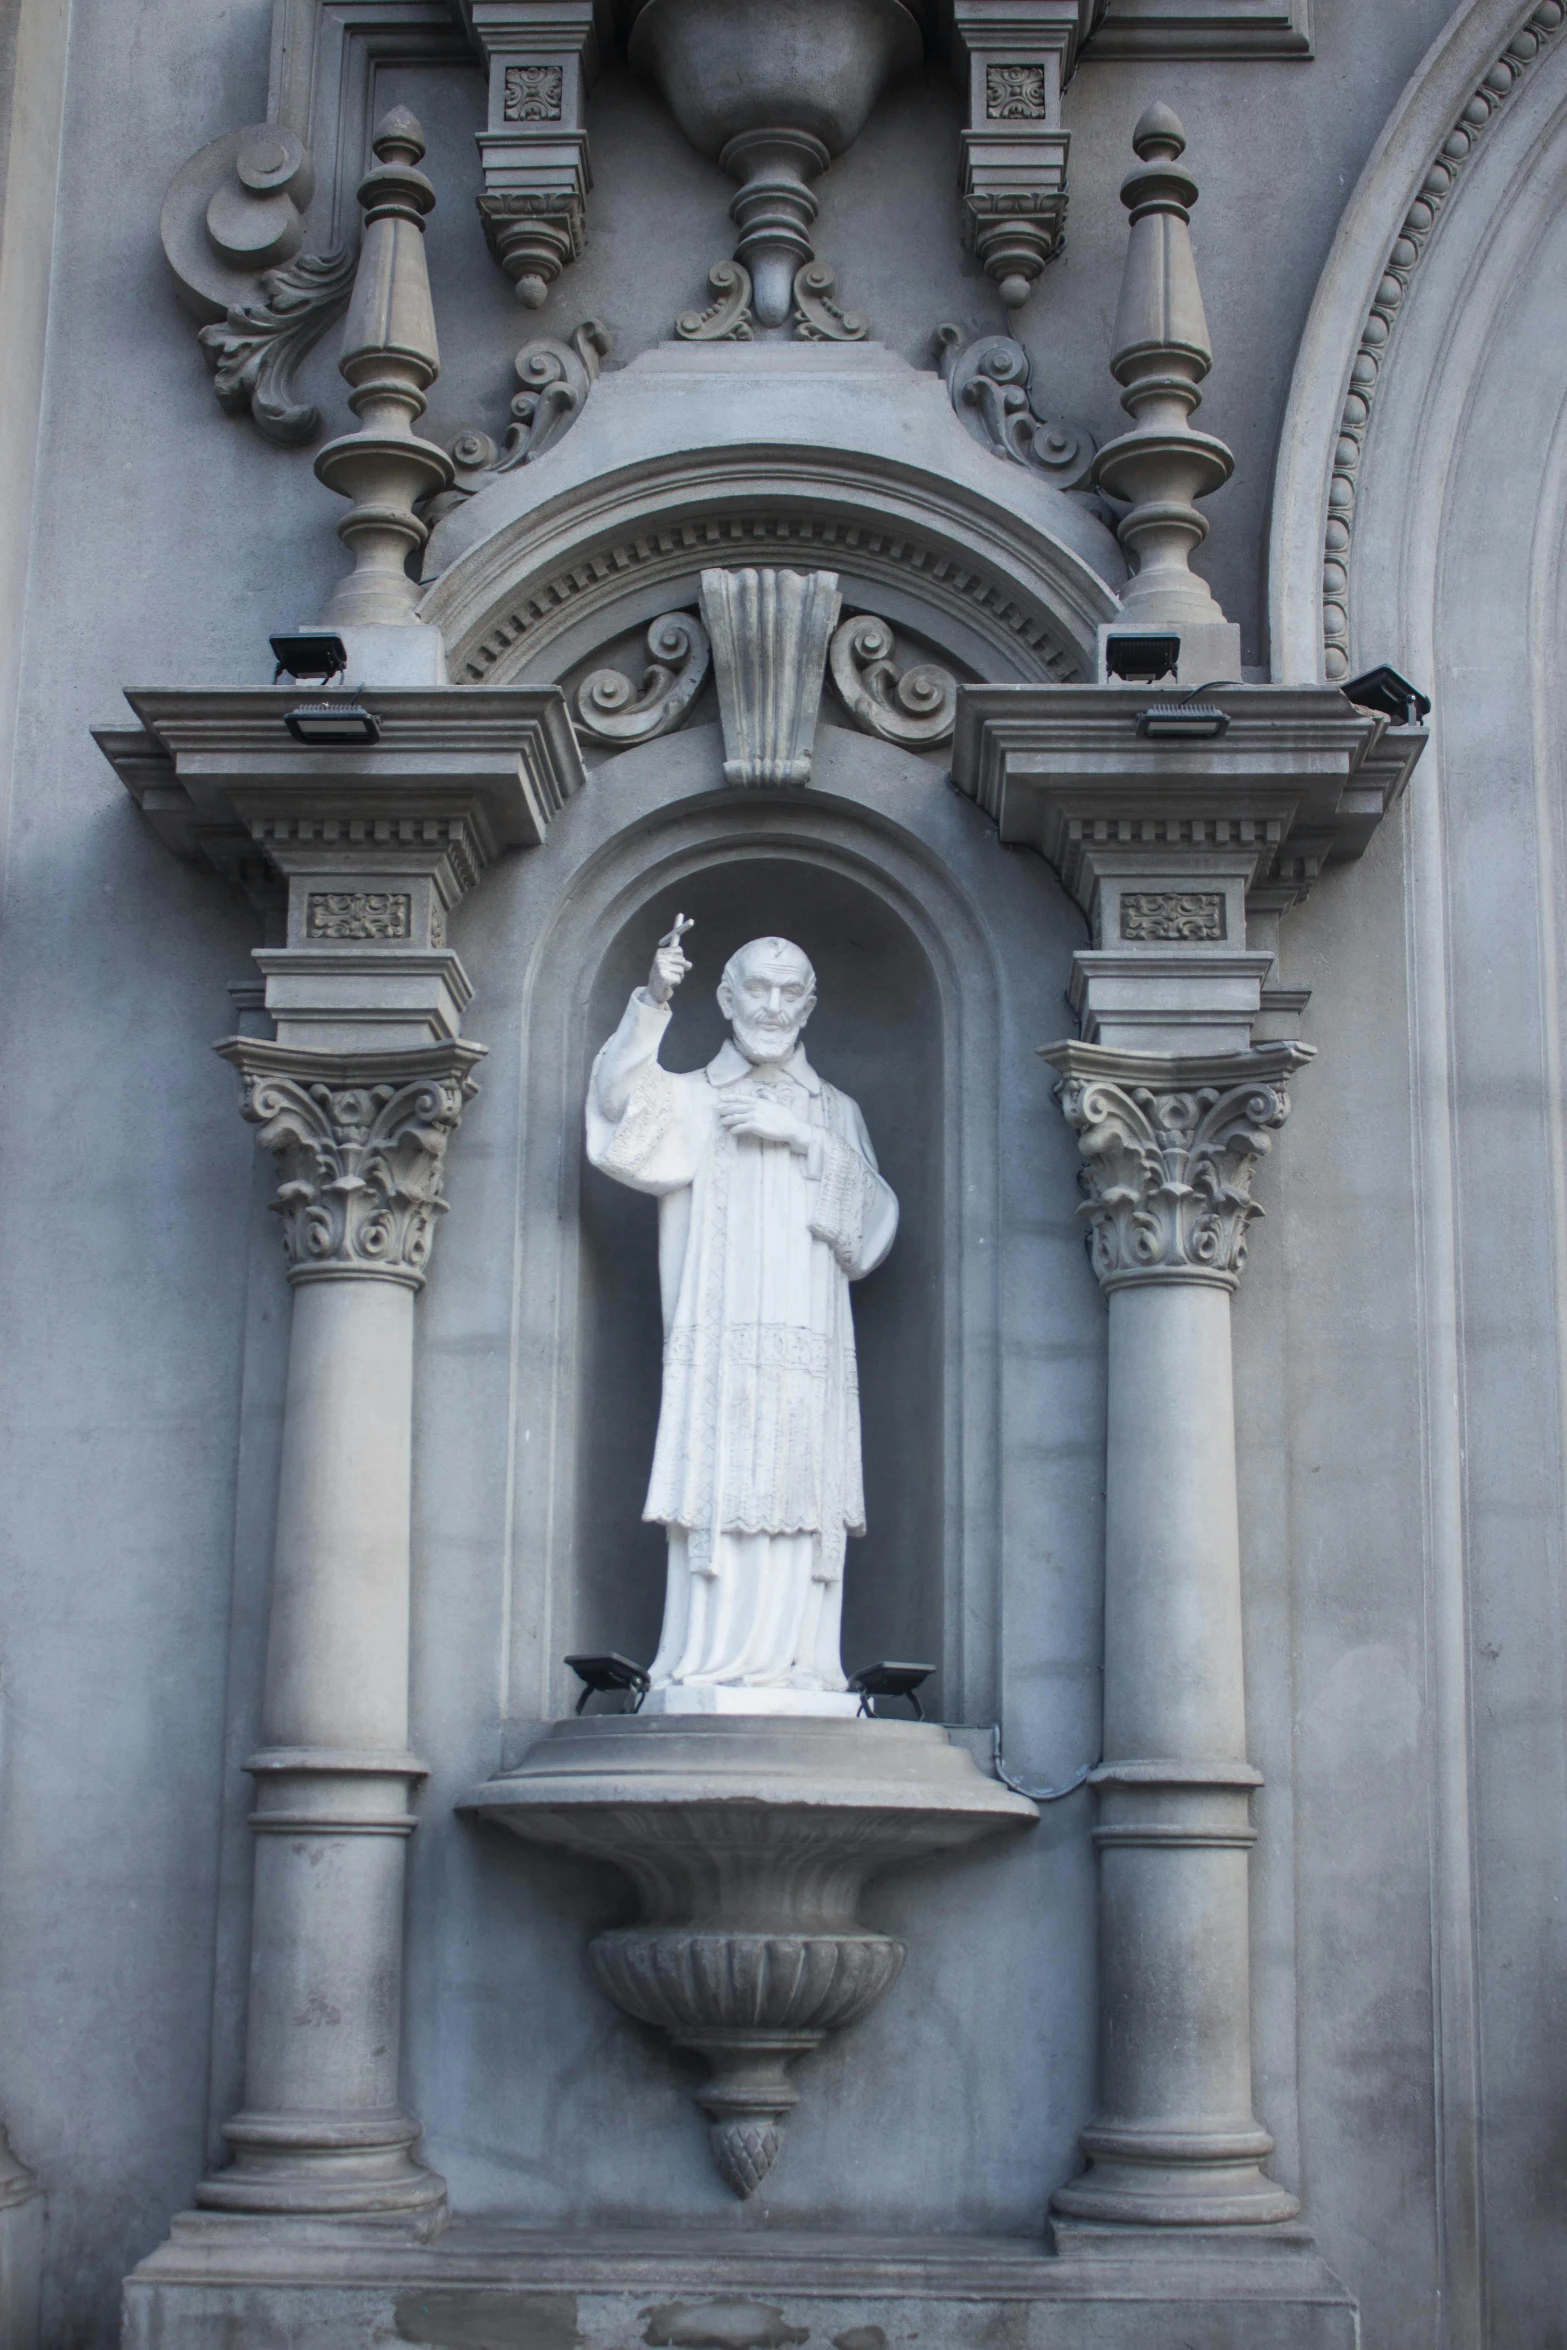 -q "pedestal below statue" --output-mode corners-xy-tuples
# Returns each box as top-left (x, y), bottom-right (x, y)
(465, 1713), (1034, 2195)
